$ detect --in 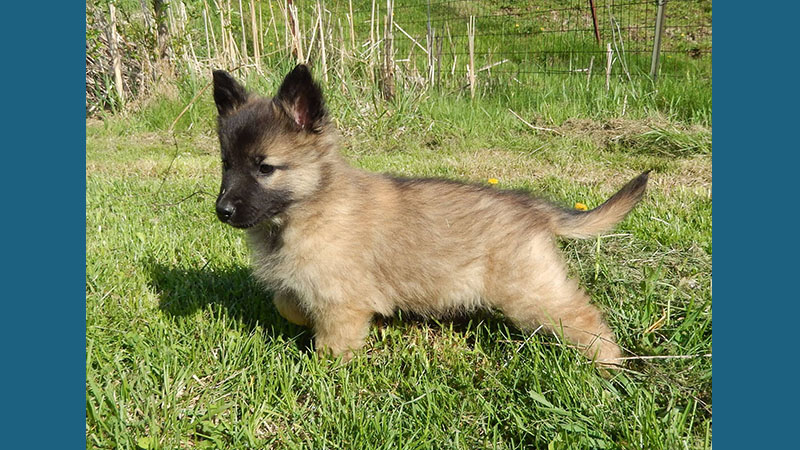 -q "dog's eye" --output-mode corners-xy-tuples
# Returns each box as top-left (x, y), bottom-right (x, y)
(259, 163), (276, 175)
